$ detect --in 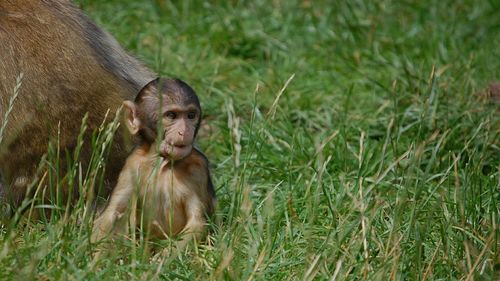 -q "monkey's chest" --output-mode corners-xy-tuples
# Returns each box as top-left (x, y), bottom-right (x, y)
(139, 171), (194, 238)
